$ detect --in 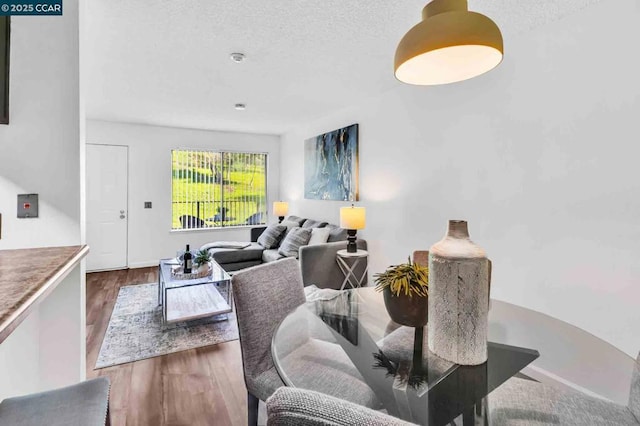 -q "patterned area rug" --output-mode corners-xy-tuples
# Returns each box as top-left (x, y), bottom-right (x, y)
(95, 283), (238, 369)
